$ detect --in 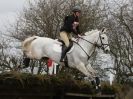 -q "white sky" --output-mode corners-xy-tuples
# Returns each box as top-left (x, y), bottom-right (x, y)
(0, 0), (32, 57)
(0, 0), (29, 32)
(0, 0), (128, 32)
